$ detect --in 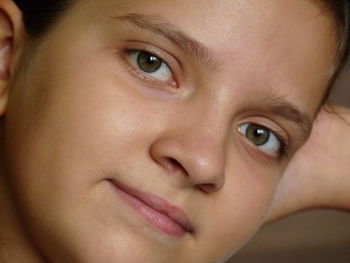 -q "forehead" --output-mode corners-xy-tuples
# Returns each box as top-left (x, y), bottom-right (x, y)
(61, 0), (337, 113)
